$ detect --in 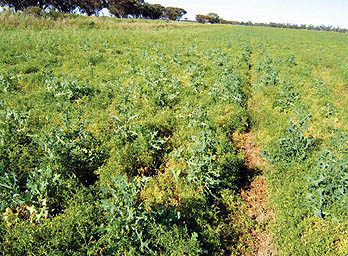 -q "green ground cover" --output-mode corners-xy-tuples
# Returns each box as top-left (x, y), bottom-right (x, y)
(248, 27), (348, 255)
(0, 14), (347, 255)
